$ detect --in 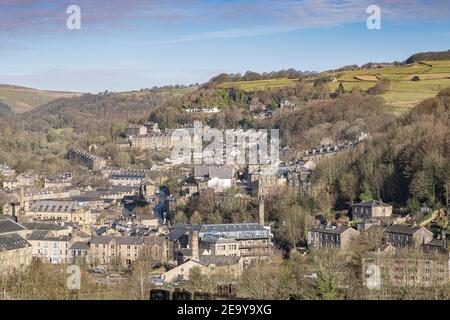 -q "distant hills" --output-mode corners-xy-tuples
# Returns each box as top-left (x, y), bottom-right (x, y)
(0, 84), (82, 114)
(406, 50), (450, 64)
(1, 49), (450, 116)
